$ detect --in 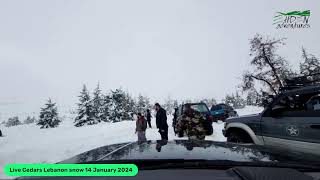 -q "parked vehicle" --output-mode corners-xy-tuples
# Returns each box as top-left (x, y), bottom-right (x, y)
(210, 103), (238, 121)
(223, 74), (320, 157)
(173, 102), (213, 137)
